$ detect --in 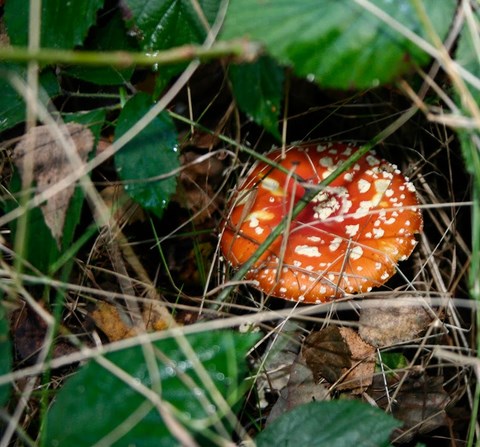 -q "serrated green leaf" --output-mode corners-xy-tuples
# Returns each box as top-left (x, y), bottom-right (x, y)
(256, 400), (401, 447)
(229, 56), (284, 139)
(123, 0), (221, 51)
(4, 0), (104, 49)
(455, 8), (480, 107)
(453, 9), (480, 171)
(452, 9), (480, 299)
(222, 0), (456, 89)
(114, 93), (179, 217)
(0, 302), (12, 407)
(44, 330), (258, 446)
(0, 66), (60, 133)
